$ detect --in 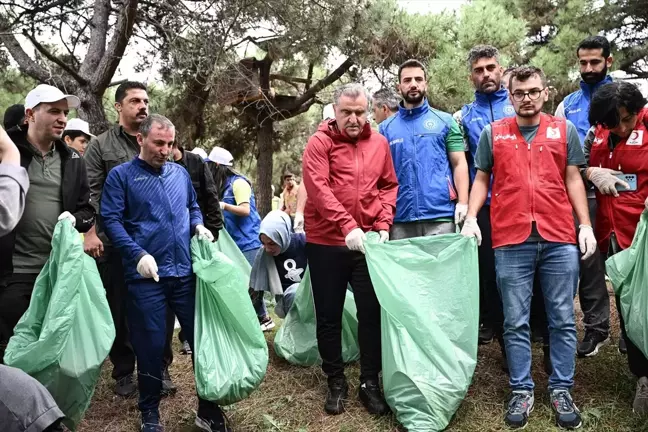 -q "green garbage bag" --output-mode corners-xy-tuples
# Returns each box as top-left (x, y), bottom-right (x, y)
(274, 268), (360, 366)
(192, 237), (268, 405)
(365, 233), (479, 432)
(4, 220), (115, 430)
(214, 229), (252, 276)
(606, 211), (648, 358)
